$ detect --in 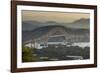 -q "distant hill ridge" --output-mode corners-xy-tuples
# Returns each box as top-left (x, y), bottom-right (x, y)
(22, 18), (89, 31)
